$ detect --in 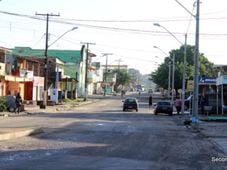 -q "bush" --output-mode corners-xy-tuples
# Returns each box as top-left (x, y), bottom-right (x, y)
(0, 96), (7, 112)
